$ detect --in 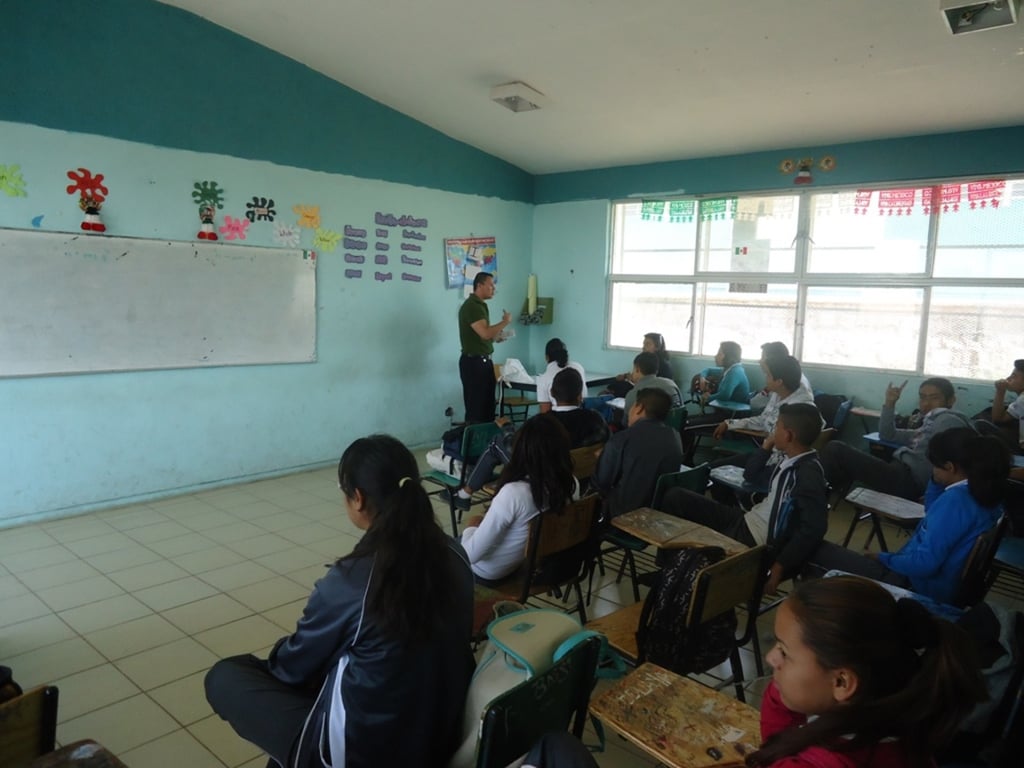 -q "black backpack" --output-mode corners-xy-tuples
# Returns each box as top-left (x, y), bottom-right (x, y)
(636, 546), (737, 675)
